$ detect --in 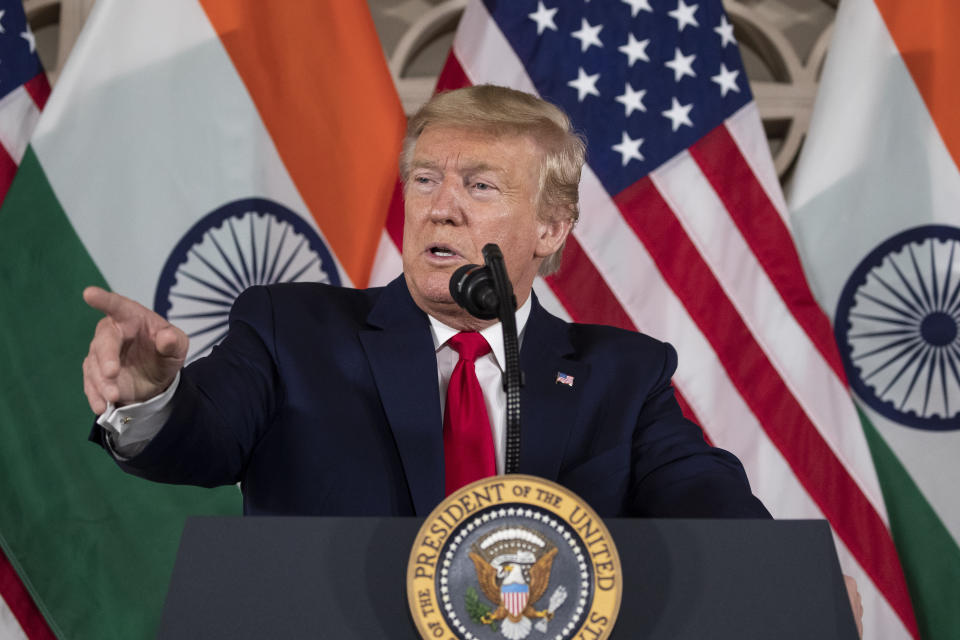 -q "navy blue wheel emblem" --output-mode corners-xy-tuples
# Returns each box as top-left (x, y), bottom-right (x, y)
(835, 225), (960, 430)
(154, 198), (340, 363)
